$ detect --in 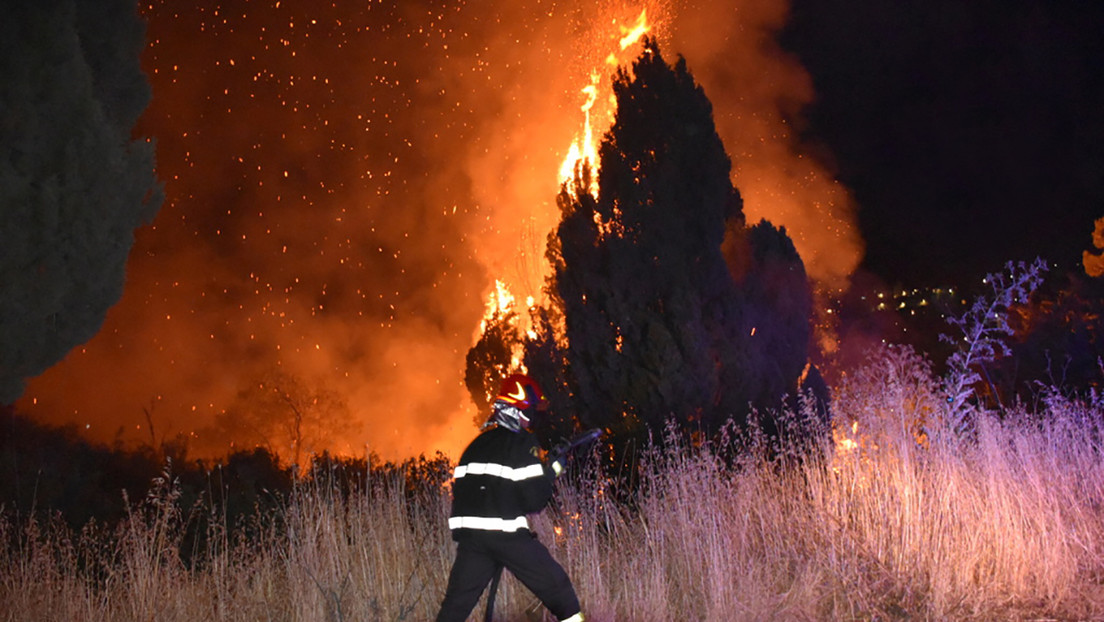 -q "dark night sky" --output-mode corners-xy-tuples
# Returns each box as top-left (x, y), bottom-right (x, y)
(782, 0), (1104, 288)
